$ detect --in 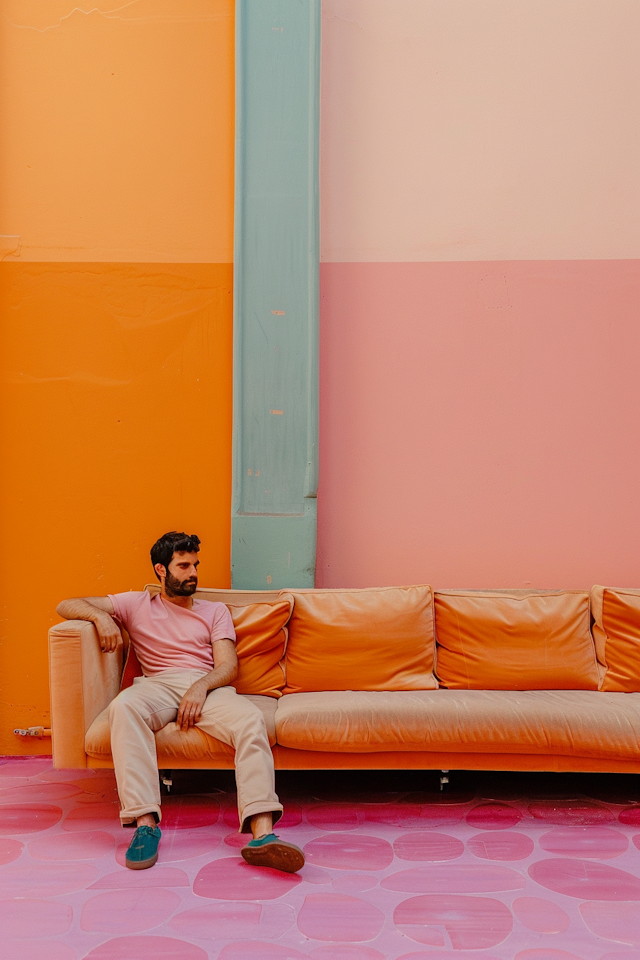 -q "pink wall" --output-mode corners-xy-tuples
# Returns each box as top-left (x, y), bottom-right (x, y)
(318, 1), (640, 589)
